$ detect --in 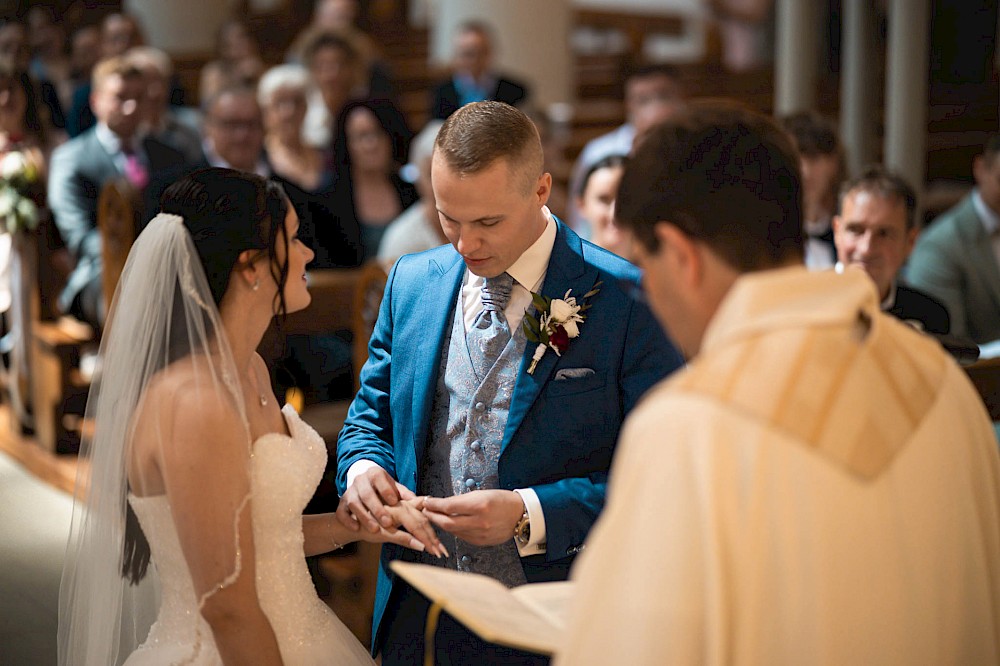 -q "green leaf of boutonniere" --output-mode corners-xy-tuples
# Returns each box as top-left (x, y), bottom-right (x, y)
(583, 280), (603, 299)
